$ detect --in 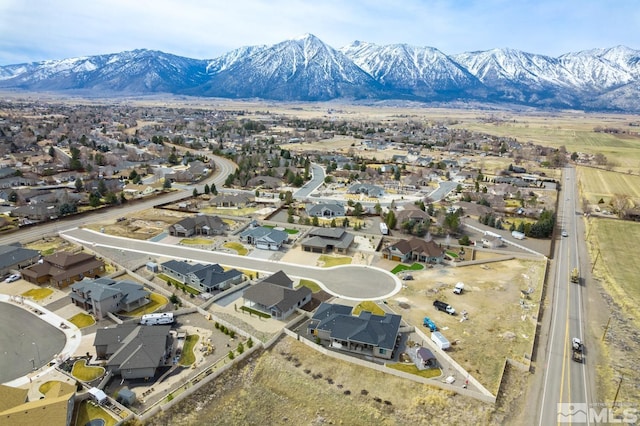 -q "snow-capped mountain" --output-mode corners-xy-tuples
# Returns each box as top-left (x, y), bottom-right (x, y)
(1, 34), (639, 111)
(191, 34), (384, 100)
(341, 41), (483, 99)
